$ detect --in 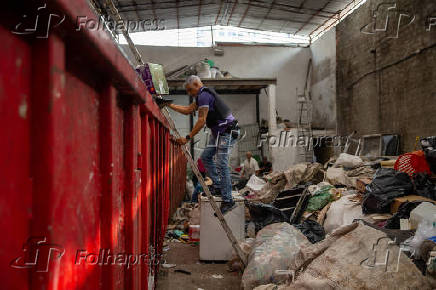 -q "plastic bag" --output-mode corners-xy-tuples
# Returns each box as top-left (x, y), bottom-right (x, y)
(306, 185), (337, 212)
(366, 168), (413, 193)
(403, 219), (436, 258)
(384, 201), (421, 229)
(246, 202), (288, 232)
(421, 136), (436, 174)
(362, 168), (413, 214)
(324, 194), (364, 233)
(228, 238), (256, 272)
(326, 167), (353, 187)
(245, 175), (267, 192)
(334, 153), (363, 168)
(413, 173), (436, 200)
(241, 223), (310, 290)
(294, 219), (325, 243)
